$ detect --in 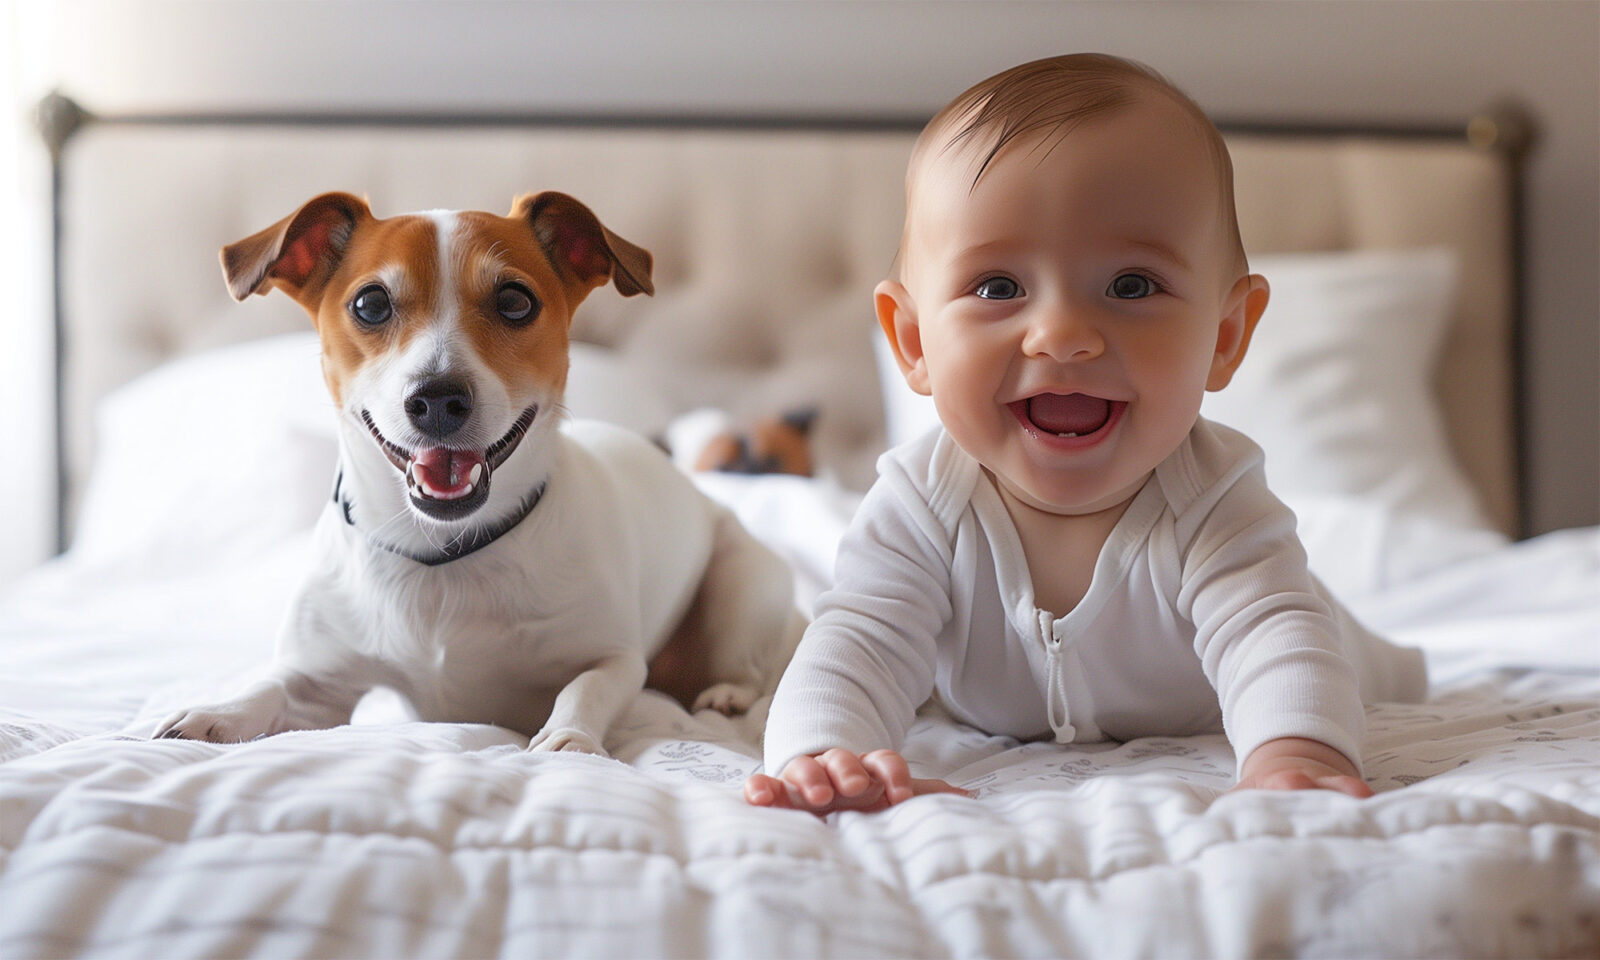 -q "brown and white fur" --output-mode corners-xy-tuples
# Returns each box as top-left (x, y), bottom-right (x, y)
(156, 191), (803, 754)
